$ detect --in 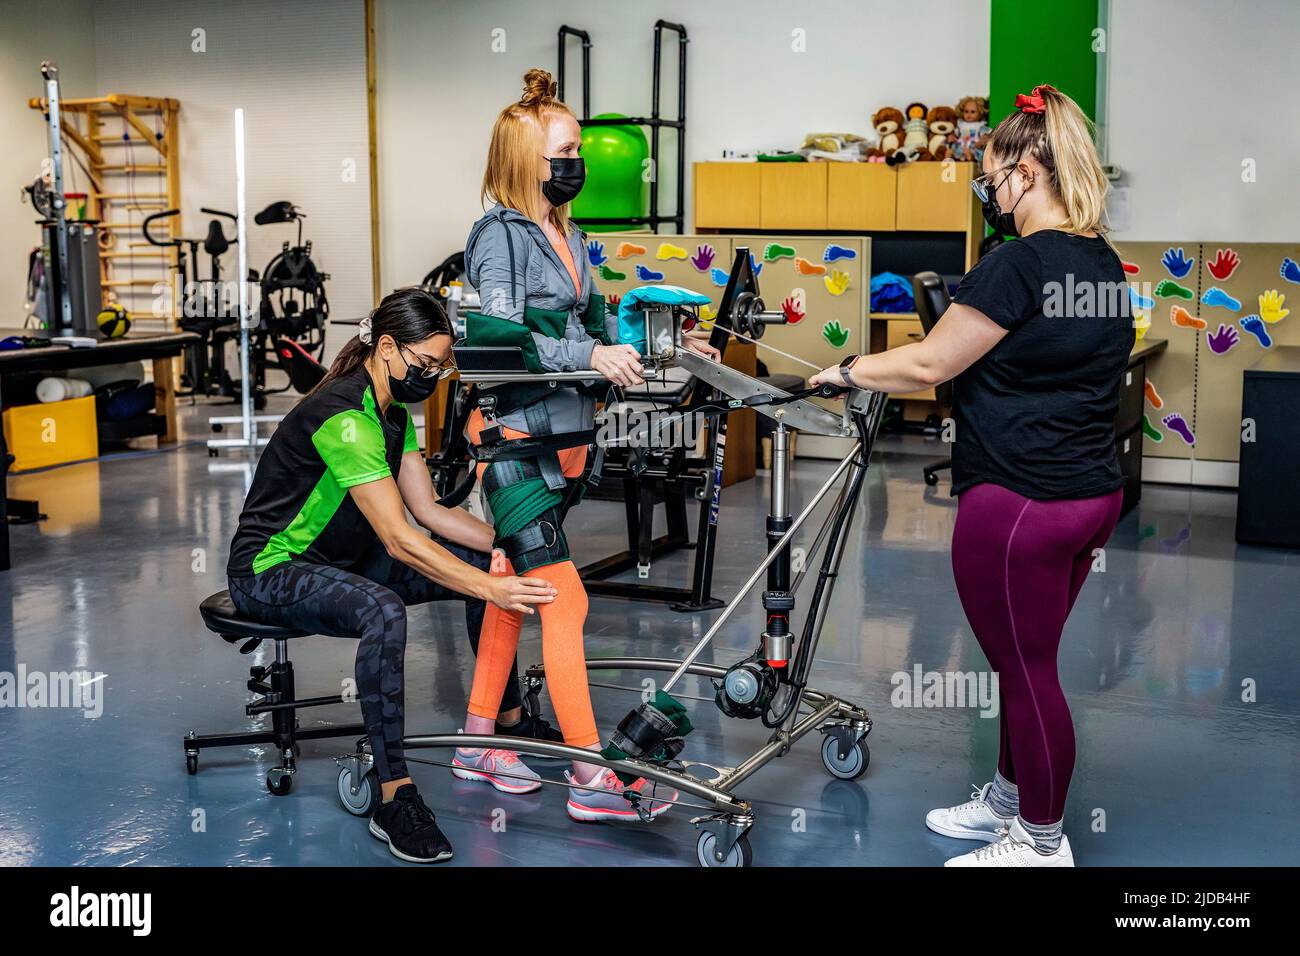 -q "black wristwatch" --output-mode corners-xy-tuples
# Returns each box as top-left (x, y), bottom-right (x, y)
(838, 355), (859, 387)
